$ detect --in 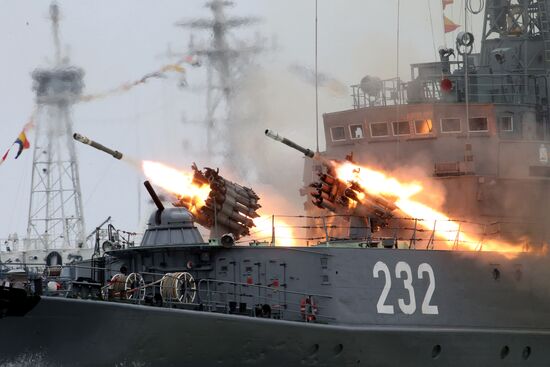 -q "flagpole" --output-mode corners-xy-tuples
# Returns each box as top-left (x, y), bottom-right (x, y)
(441, 0), (447, 47)
(464, 0), (470, 140)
